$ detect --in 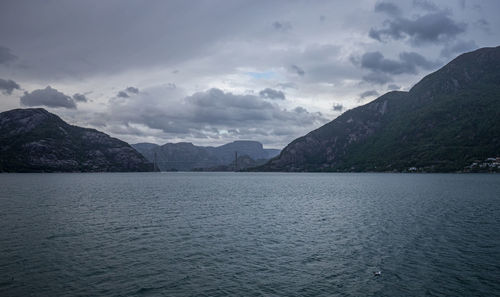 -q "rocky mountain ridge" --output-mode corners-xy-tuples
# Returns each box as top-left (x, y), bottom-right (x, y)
(132, 140), (280, 171)
(258, 46), (500, 172)
(0, 108), (154, 172)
